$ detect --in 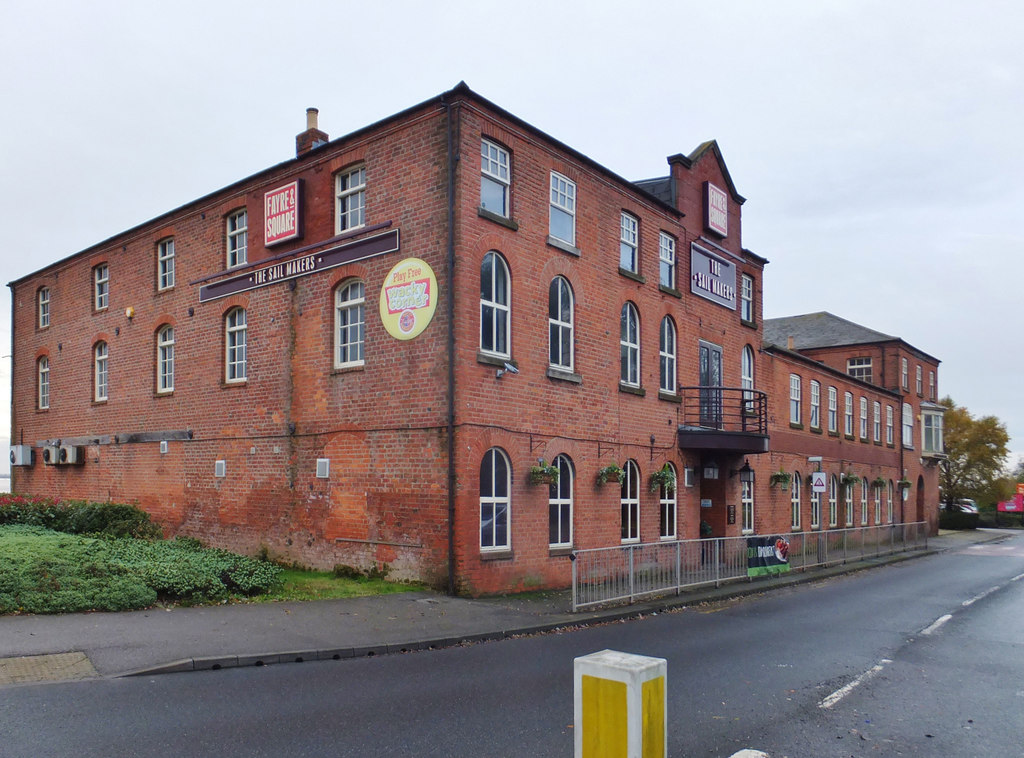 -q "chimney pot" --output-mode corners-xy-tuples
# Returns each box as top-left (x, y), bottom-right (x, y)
(787, 336), (795, 351)
(306, 107), (319, 131)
